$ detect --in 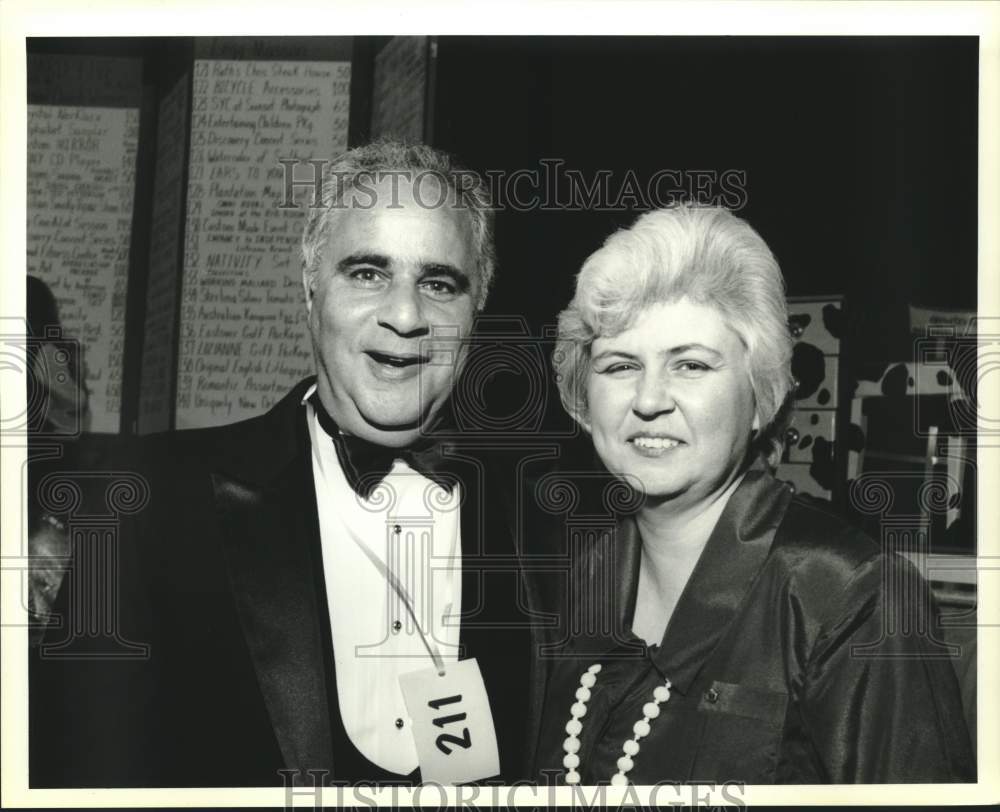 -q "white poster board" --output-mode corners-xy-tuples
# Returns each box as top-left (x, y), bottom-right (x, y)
(174, 59), (350, 429)
(26, 104), (139, 433)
